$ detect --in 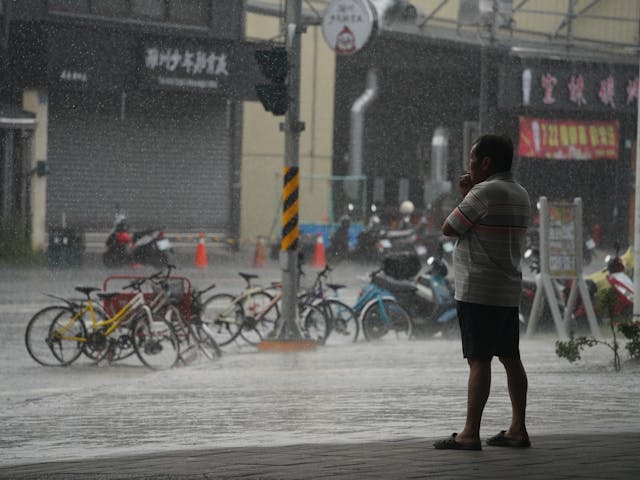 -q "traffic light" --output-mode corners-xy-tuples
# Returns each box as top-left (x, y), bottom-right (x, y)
(254, 46), (288, 116)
